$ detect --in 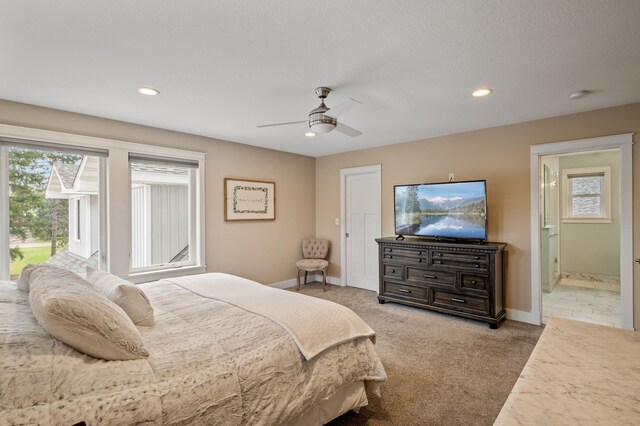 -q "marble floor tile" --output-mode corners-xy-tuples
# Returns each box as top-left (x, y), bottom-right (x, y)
(542, 279), (620, 328)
